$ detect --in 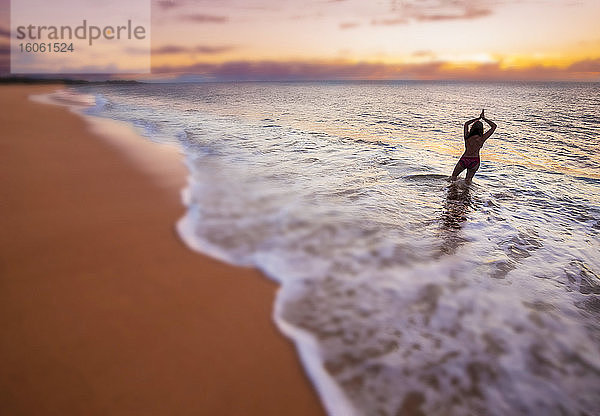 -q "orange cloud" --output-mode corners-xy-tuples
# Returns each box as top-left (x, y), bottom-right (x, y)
(339, 22), (360, 29)
(371, 18), (408, 26)
(412, 50), (436, 58)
